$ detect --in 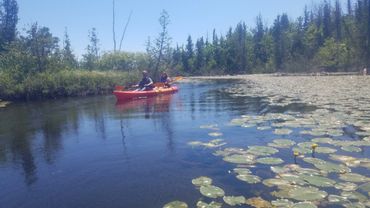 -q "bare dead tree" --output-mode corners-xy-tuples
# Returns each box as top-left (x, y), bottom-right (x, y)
(118, 10), (133, 52)
(112, 0), (117, 52)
